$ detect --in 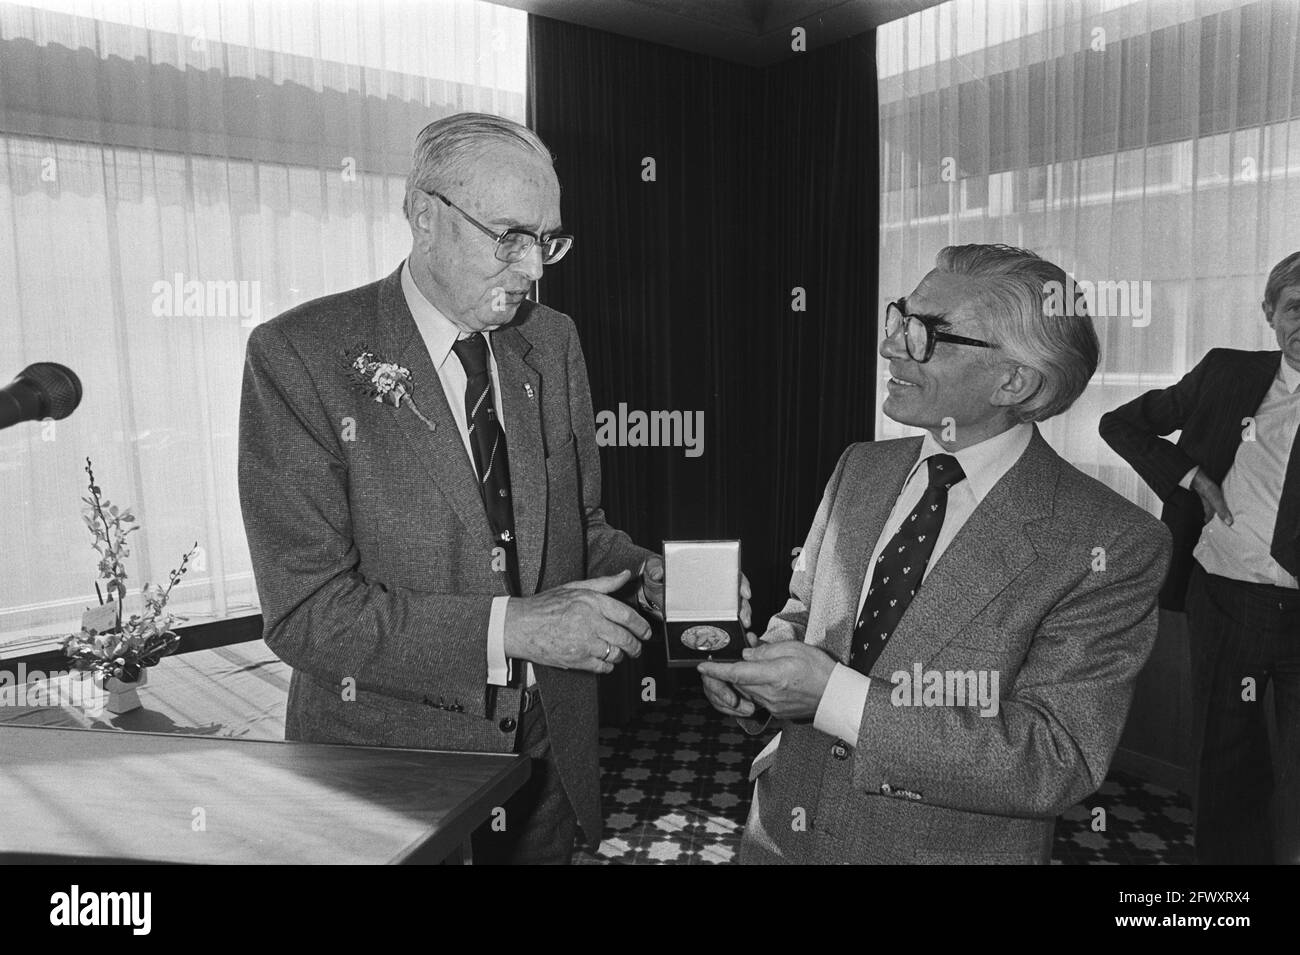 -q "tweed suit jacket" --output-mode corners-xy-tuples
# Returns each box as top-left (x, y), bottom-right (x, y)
(739, 428), (1171, 864)
(1099, 349), (1297, 610)
(237, 263), (651, 842)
